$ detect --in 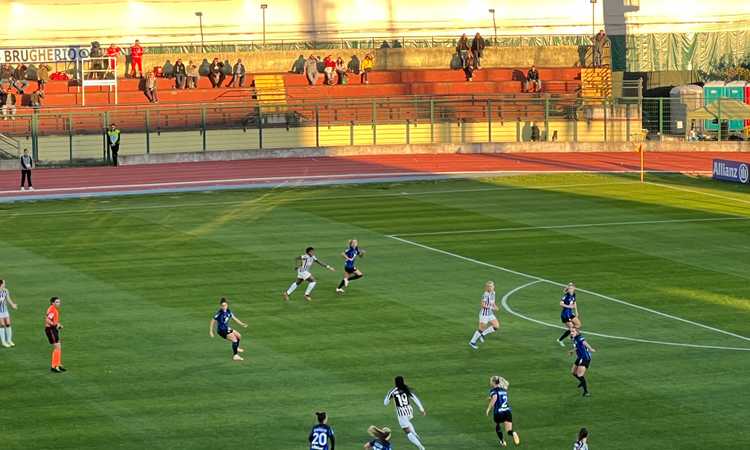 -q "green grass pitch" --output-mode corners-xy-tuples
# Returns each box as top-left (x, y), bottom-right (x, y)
(1, 173), (749, 449)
